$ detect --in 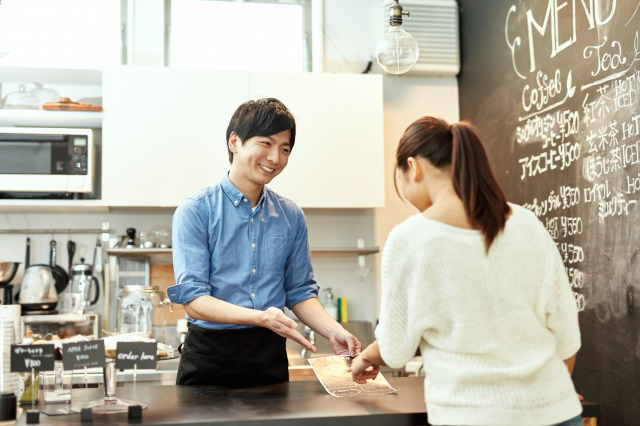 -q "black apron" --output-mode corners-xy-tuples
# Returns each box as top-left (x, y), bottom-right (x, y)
(176, 323), (289, 387)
